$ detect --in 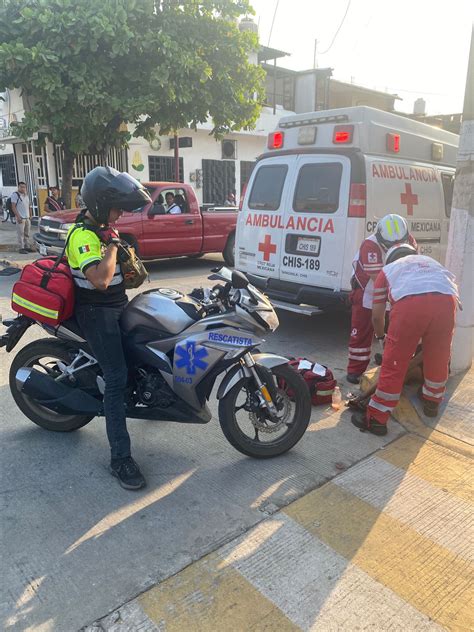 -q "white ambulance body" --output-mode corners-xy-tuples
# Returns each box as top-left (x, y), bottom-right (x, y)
(236, 106), (458, 311)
